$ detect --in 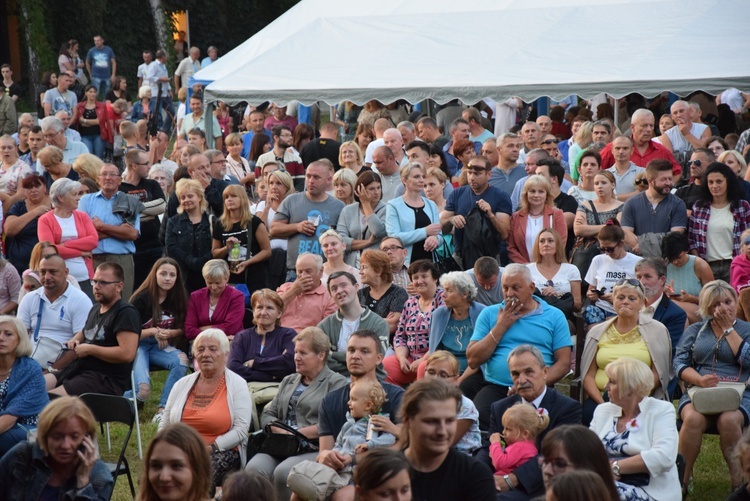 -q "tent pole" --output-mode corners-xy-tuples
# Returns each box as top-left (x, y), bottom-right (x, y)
(205, 102), (215, 148)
